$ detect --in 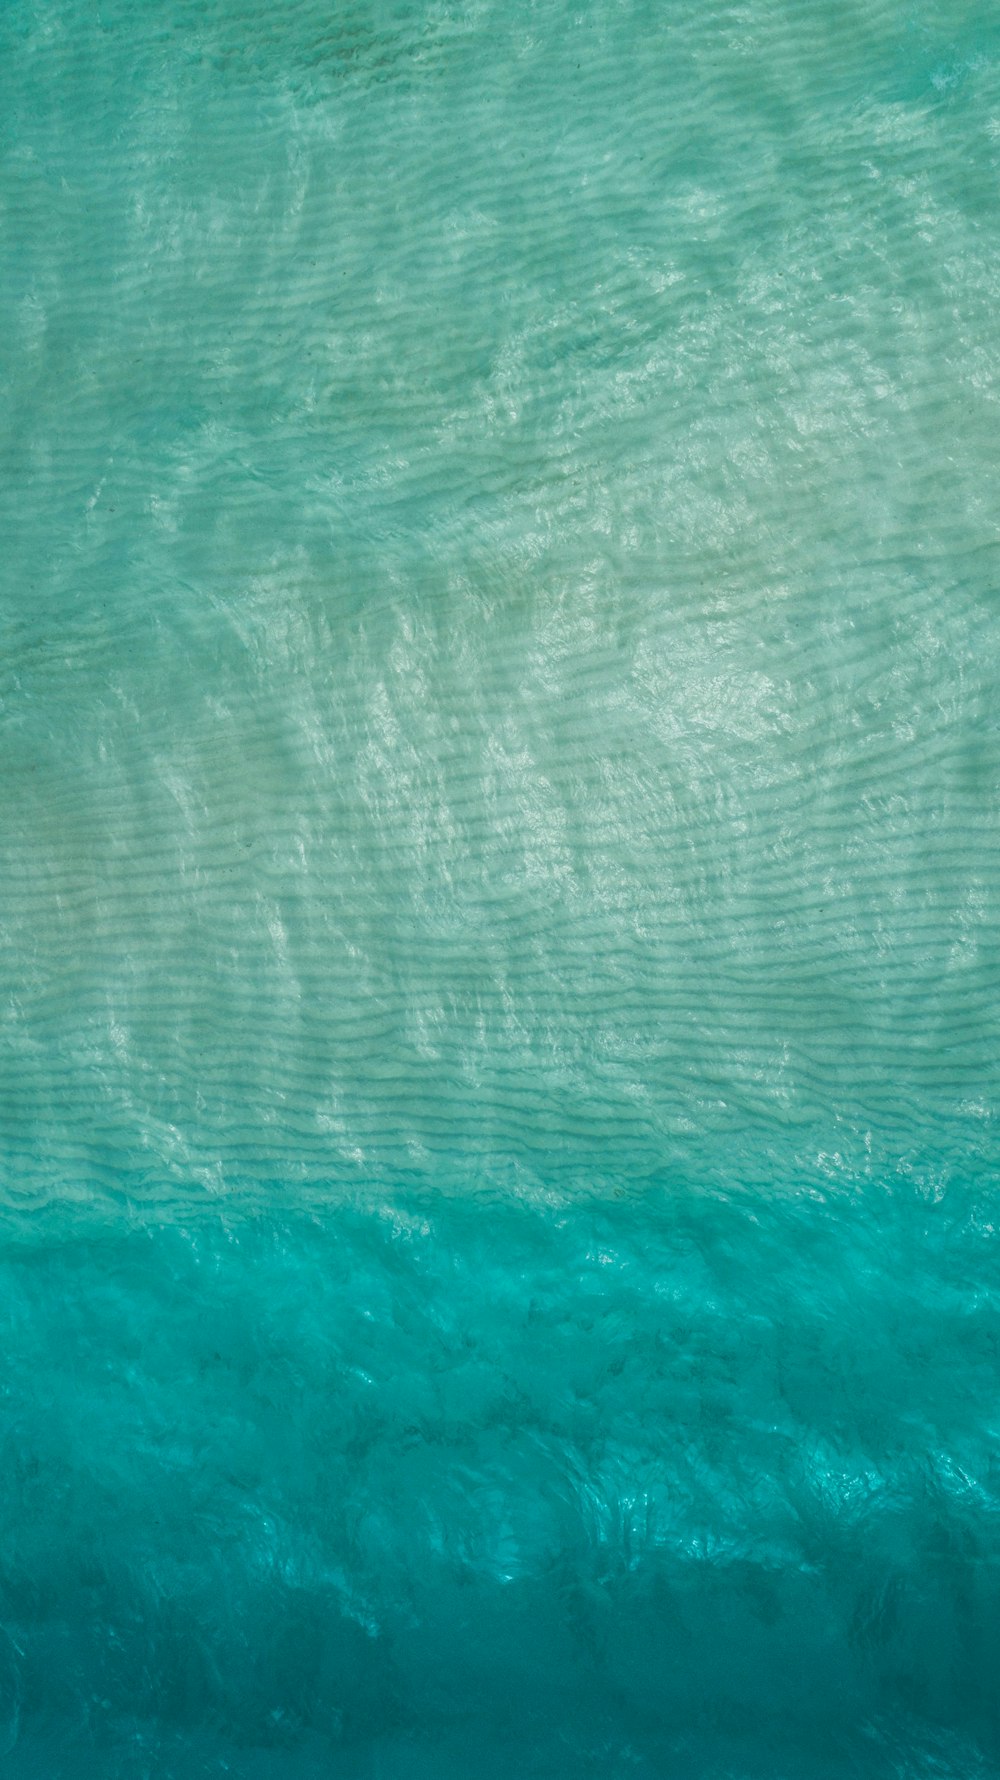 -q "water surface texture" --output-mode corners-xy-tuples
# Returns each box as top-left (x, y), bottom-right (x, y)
(2, 0), (999, 1773)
